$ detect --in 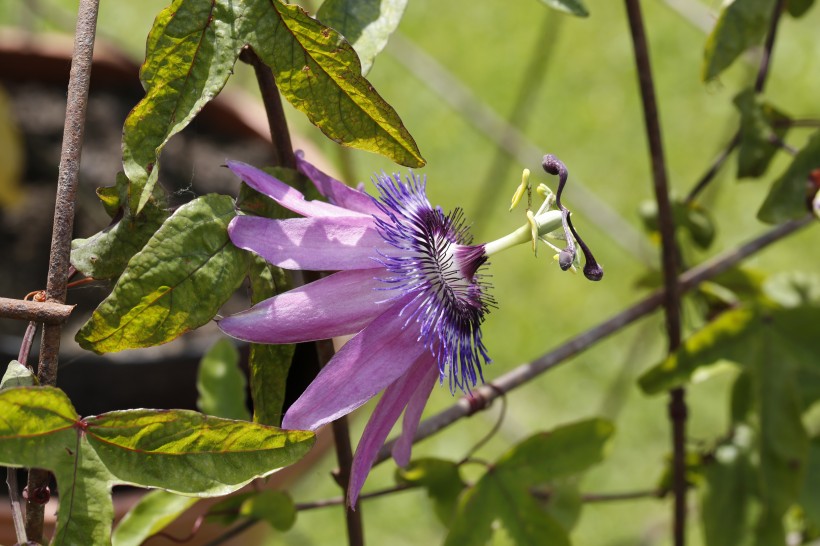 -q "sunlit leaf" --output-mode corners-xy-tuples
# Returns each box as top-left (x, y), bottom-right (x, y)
(1, 360), (37, 390)
(395, 458), (465, 525)
(317, 0), (409, 75)
(112, 490), (198, 546)
(197, 338), (251, 421)
(85, 409), (313, 496)
(72, 174), (170, 280)
(639, 305), (820, 395)
(638, 198), (716, 250)
(733, 88), (790, 179)
(758, 128), (820, 223)
(0, 386), (313, 545)
(538, 0), (590, 17)
(702, 0), (776, 82)
(122, 0), (241, 215)
(246, 1), (424, 167)
(75, 195), (249, 353)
